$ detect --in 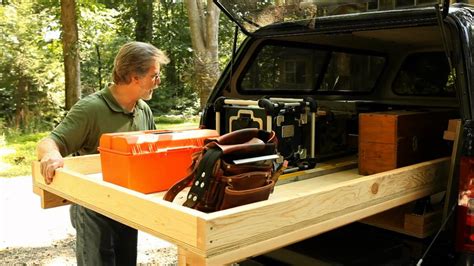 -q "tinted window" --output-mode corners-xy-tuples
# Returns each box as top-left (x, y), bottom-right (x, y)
(241, 45), (327, 92)
(392, 52), (455, 96)
(320, 52), (385, 92)
(240, 43), (385, 94)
